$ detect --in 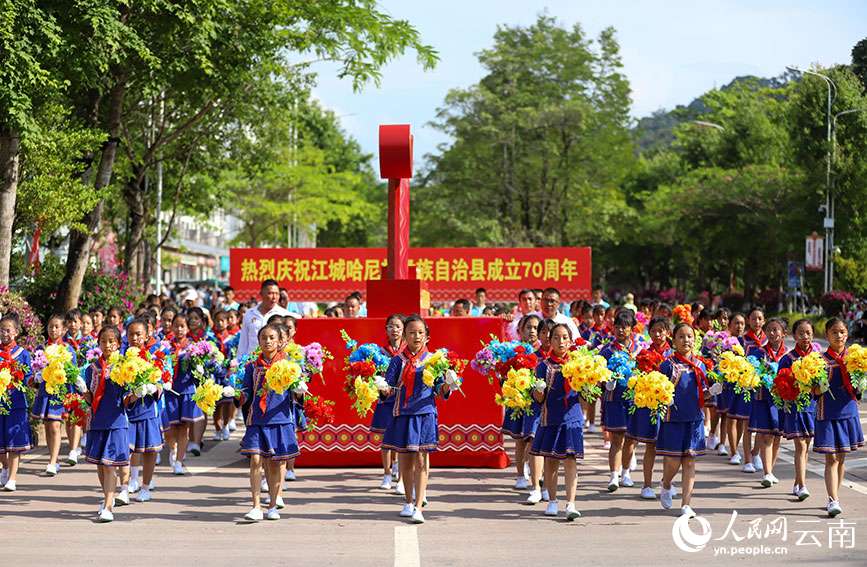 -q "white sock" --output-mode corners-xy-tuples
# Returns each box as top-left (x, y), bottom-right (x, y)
(131, 467), (141, 483)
